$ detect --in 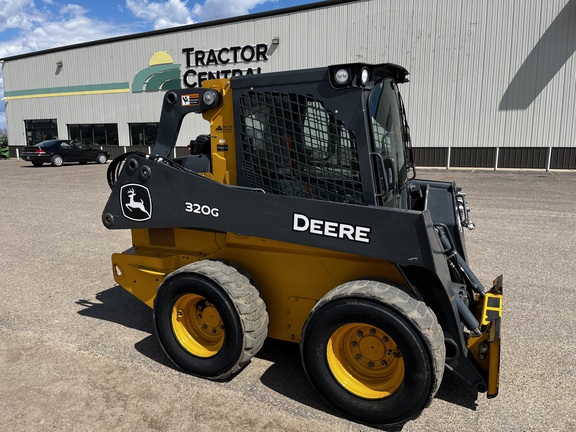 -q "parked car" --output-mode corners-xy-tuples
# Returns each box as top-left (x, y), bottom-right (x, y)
(21, 140), (109, 167)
